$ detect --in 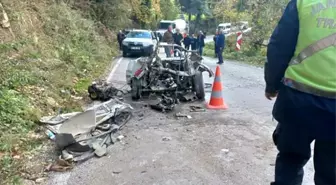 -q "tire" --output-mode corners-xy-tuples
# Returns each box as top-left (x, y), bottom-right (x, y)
(131, 78), (142, 100)
(122, 51), (127, 57)
(193, 71), (205, 100)
(88, 85), (99, 101)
